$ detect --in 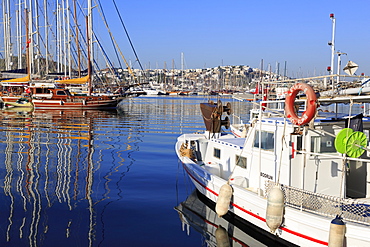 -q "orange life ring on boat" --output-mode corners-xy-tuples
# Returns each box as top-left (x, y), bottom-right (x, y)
(285, 82), (317, 126)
